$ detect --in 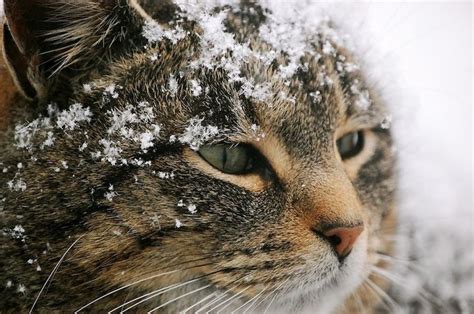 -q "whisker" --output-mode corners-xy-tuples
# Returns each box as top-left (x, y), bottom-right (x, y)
(30, 235), (84, 314)
(76, 260), (220, 312)
(216, 286), (251, 314)
(120, 270), (223, 312)
(76, 269), (182, 313)
(355, 293), (365, 314)
(374, 252), (415, 266)
(263, 278), (290, 314)
(362, 281), (388, 311)
(246, 282), (277, 314)
(207, 277), (248, 313)
(370, 265), (440, 306)
(365, 278), (400, 311)
(373, 252), (426, 276)
(195, 276), (246, 313)
(146, 284), (212, 313)
(179, 292), (218, 313)
(194, 292), (226, 313)
(233, 286), (267, 314)
(109, 282), (182, 313)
